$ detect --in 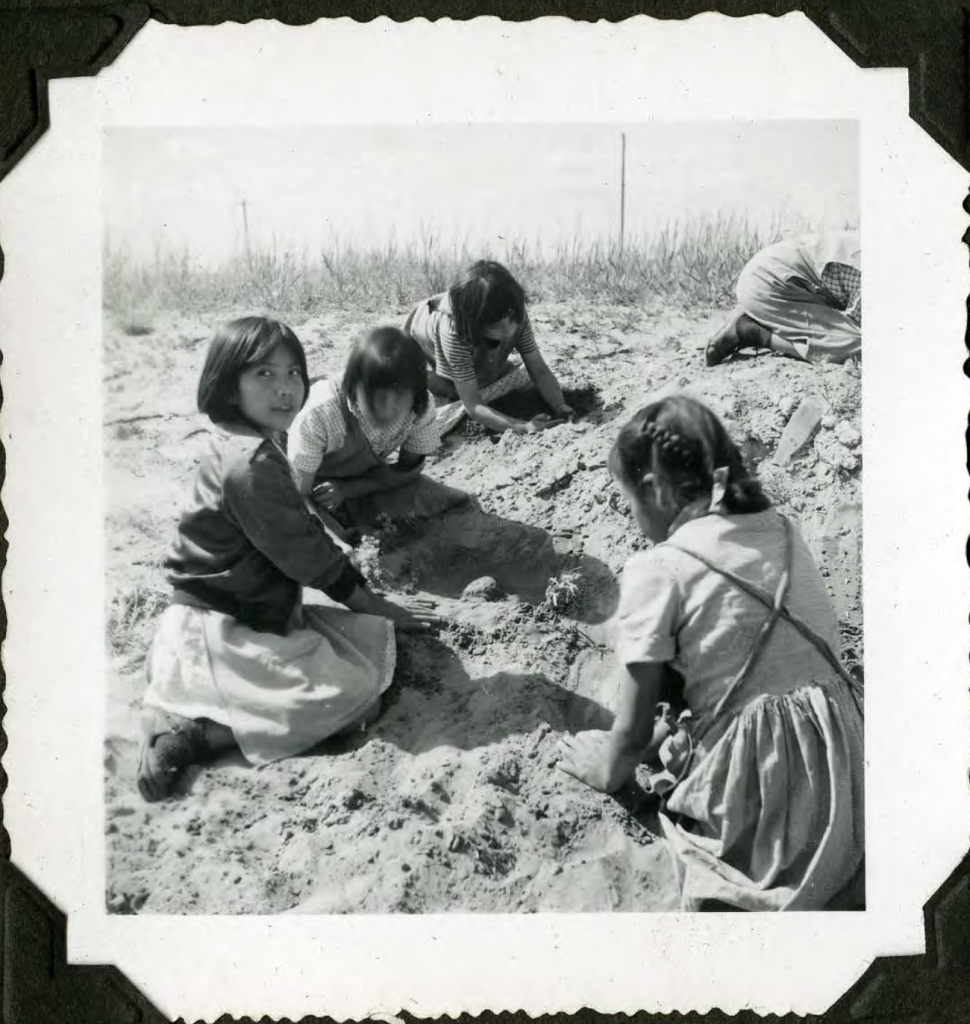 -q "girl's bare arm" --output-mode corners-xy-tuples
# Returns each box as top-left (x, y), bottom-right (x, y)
(453, 377), (534, 433)
(557, 661), (666, 793)
(521, 347), (569, 415)
(610, 661), (665, 760)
